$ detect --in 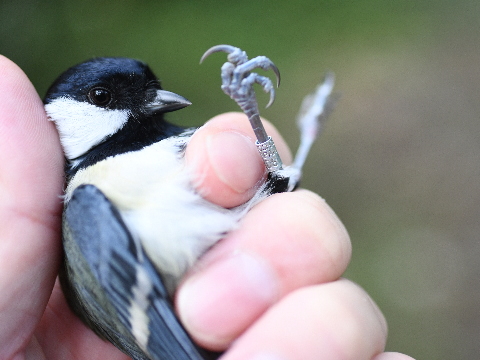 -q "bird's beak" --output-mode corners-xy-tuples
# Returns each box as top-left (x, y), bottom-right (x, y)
(145, 90), (192, 114)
